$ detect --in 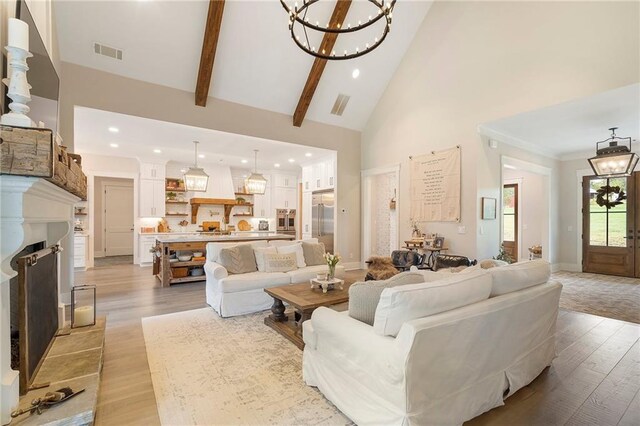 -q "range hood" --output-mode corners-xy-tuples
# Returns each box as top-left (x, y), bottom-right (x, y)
(198, 164), (236, 199)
